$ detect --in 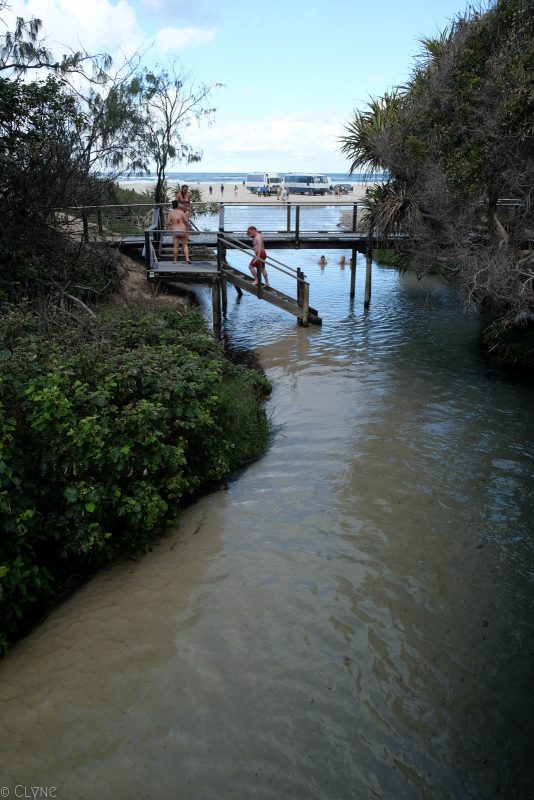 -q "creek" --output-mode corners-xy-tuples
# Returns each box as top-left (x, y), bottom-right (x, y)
(1, 249), (533, 799)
